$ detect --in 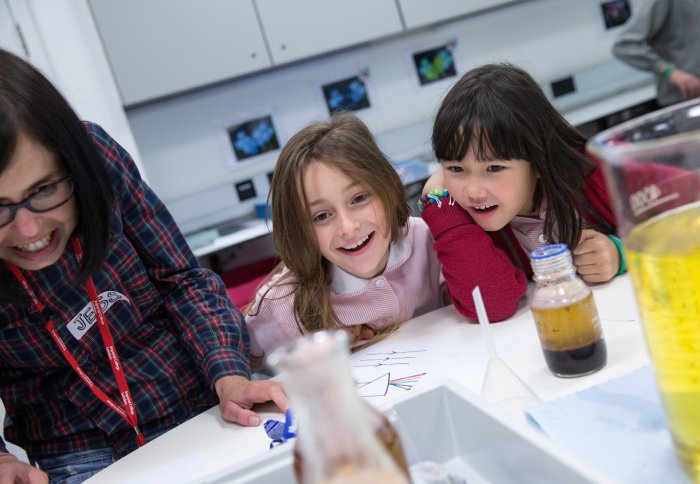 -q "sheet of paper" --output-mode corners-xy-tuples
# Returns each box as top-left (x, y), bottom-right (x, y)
(349, 312), (489, 405)
(526, 366), (690, 484)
